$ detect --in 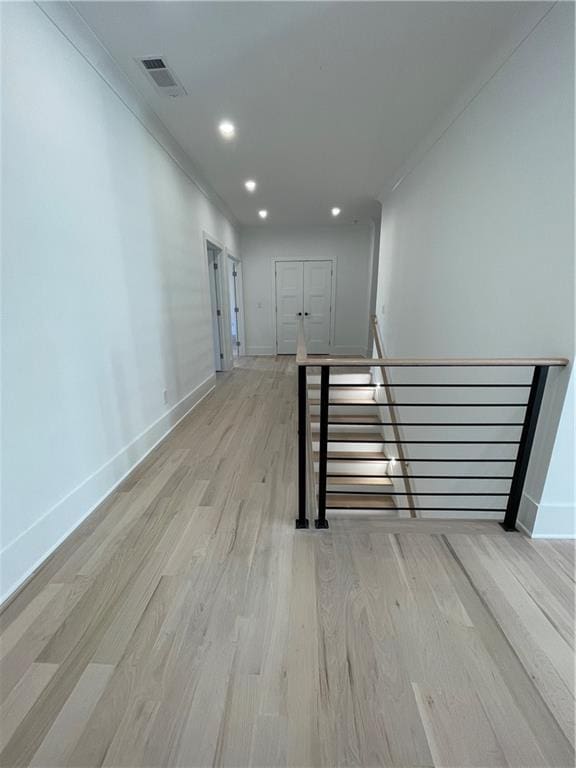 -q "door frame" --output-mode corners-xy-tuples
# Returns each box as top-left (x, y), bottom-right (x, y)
(227, 252), (246, 358)
(202, 231), (233, 371)
(272, 256), (336, 355)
